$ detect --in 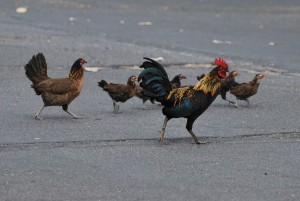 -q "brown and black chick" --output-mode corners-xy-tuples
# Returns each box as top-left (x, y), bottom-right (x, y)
(171, 74), (187, 89)
(24, 53), (87, 120)
(220, 71), (240, 104)
(196, 73), (206, 81)
(98, 76), (138, 113)
(134, 85), (156, 109)
(230, 74), (265, 108)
